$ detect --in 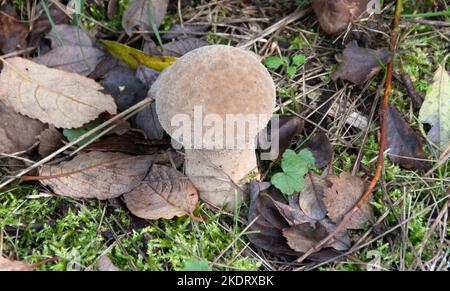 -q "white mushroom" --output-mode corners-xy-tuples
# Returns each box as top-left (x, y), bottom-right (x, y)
(153, 45), (276, 210)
